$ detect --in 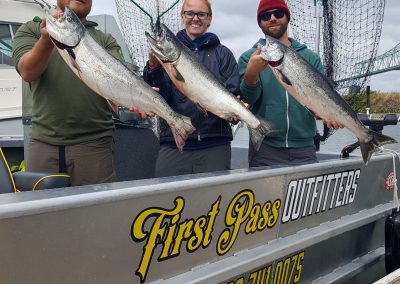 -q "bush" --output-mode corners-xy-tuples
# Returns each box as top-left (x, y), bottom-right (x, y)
(343, 92), (400, 113)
